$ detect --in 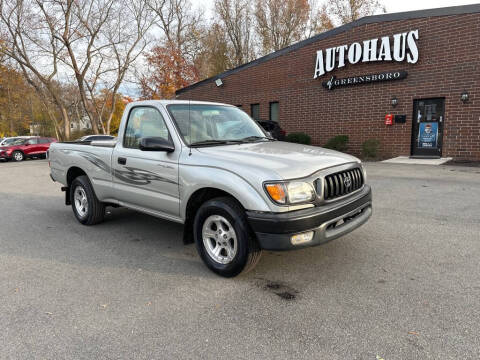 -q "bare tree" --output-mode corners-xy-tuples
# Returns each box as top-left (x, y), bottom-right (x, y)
(0, 0), (72, 139)
(148, 0), (203, 62)
(328, 0), (386, 24)
(214, 0), (255, 67)
(195, 22), (232, 79)
(305, 1), (334, 38)
(255, 0), (311, 54)
(80, 0), (156, 134)
(1, 0), (154, 137)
